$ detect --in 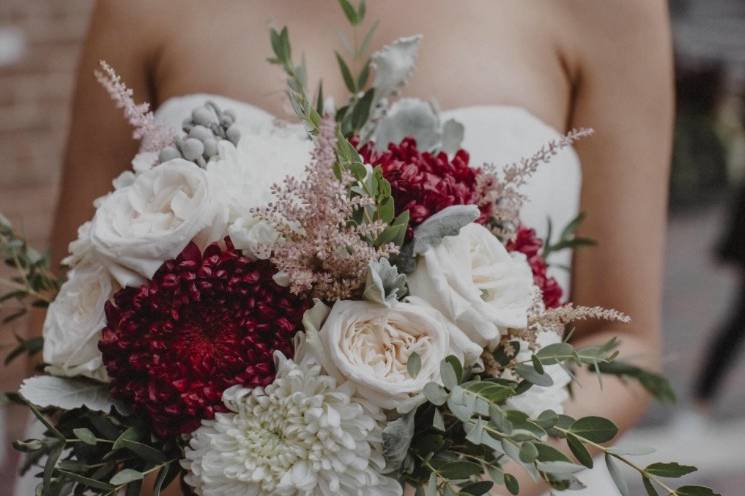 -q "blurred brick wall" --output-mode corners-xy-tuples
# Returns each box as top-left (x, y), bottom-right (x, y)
(0, 0), (93, 246)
